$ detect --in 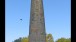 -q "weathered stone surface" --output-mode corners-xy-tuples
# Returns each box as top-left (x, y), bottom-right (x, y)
(29, 0), (46, 42)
